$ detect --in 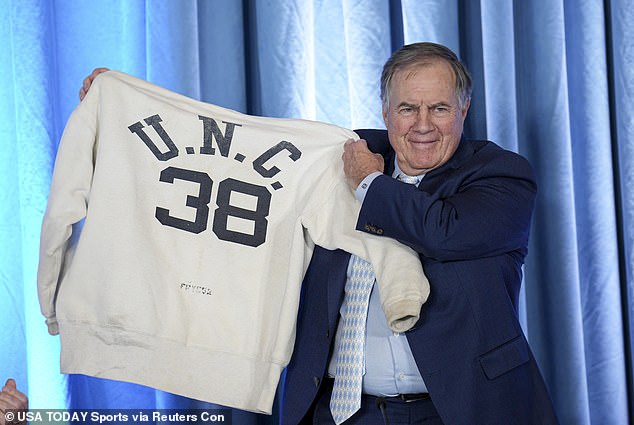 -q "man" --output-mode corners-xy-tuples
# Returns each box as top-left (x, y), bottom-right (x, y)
(12, 41), (557, 424)
(281, 42), (559, 424)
